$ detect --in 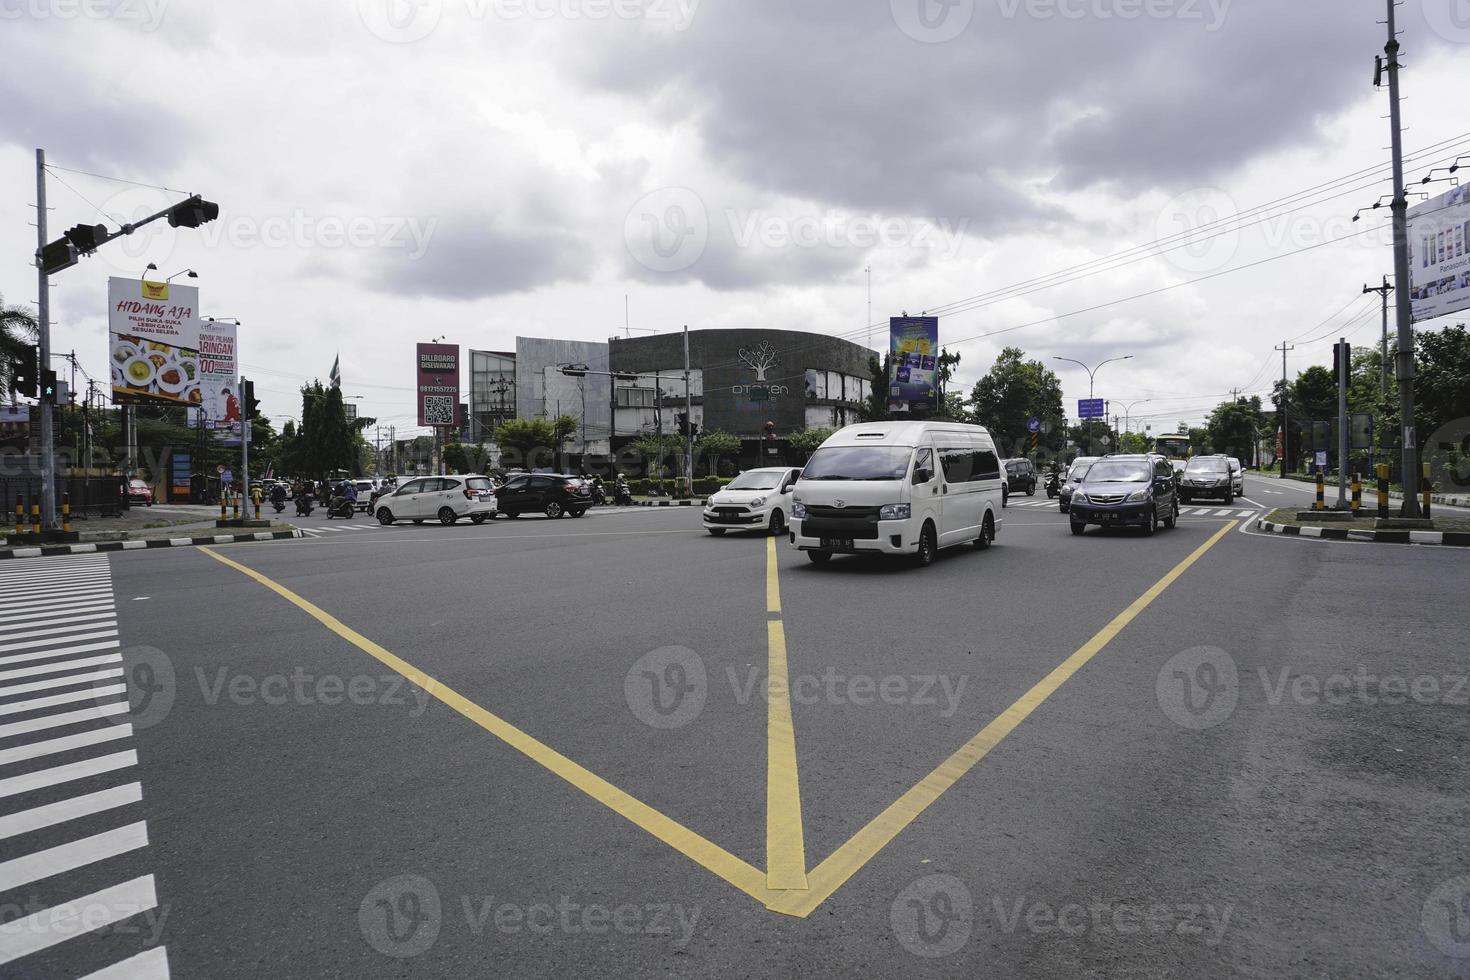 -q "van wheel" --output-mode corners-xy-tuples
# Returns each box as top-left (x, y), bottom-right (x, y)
(807, 550), (831, 564)
(914, 523), (937, 567)
(974, 514), (994, 550)
(768, 510), (785, 536)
